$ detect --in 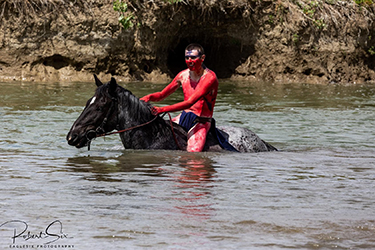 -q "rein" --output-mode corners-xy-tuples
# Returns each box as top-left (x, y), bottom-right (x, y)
(165, 112), (184, 151)
(96, 115), (159, 138)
